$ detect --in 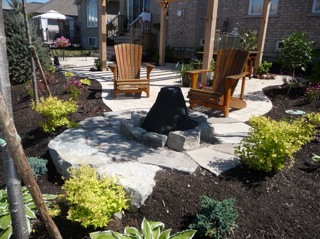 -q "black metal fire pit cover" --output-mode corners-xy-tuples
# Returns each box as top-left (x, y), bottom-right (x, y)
(141, 86), (196, 135)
